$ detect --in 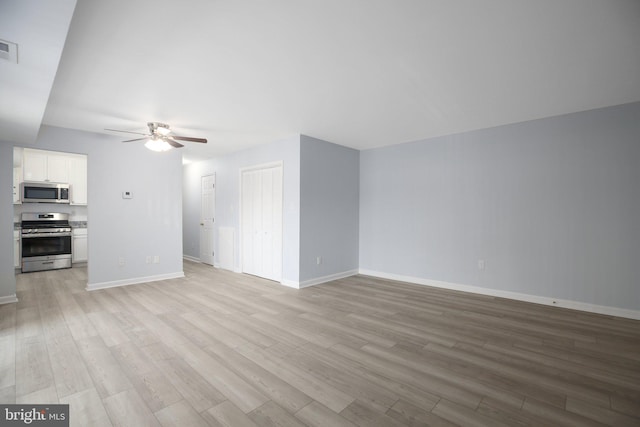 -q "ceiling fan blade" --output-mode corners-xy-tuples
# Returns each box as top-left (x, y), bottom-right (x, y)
(165, 138), (184, 148)
(105, 128), (149, 136)
(122, 137), (148, 142)
(171, 135), (207, 143)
